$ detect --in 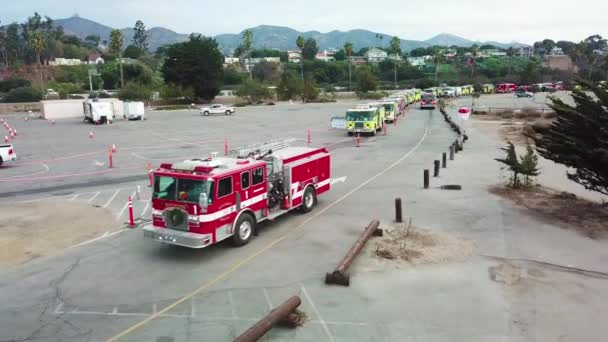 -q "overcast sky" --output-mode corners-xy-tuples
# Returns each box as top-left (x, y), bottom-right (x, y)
(2, 0), (607, 44)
